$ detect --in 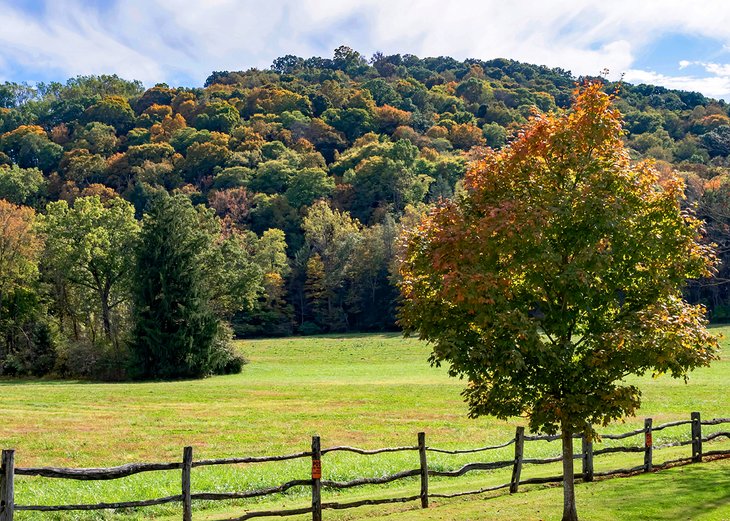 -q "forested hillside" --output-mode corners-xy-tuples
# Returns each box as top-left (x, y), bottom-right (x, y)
(2, 47), (729, 378)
